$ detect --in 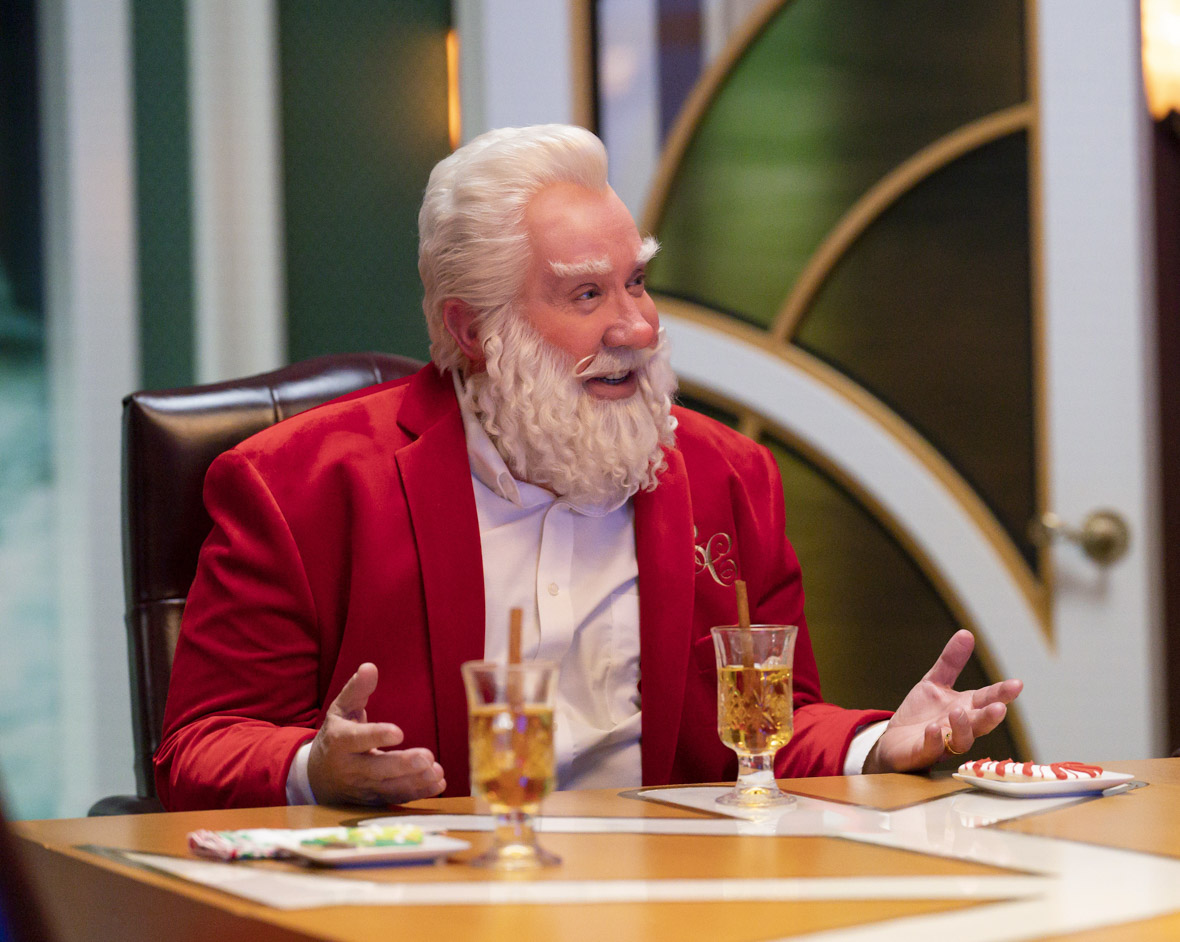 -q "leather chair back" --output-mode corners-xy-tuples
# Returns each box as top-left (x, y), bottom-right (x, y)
(120, 352), (423, 804)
